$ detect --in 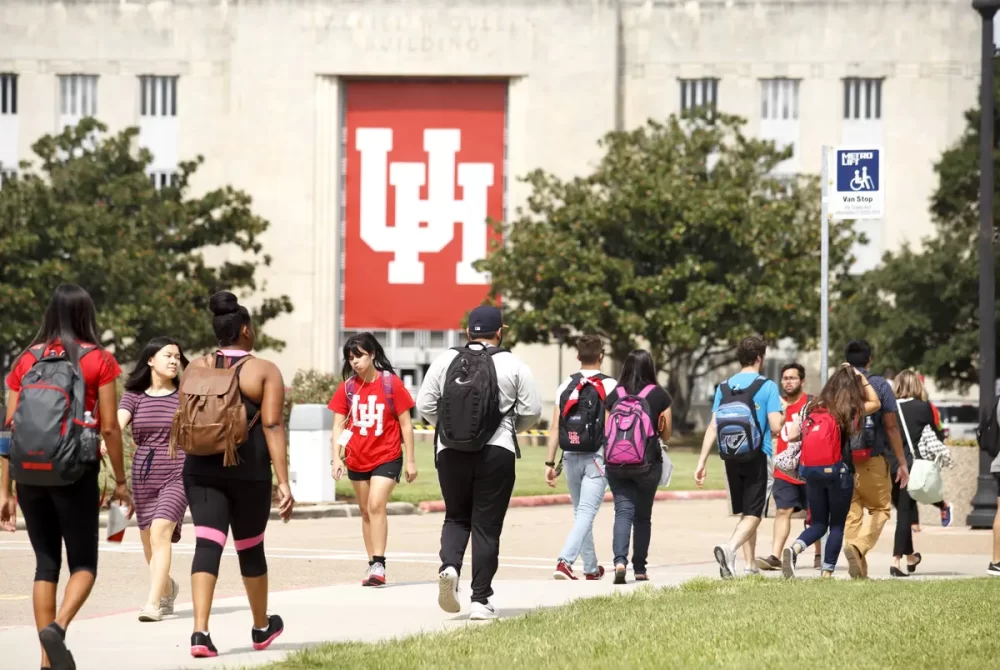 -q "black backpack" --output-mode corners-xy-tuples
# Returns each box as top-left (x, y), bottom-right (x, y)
(977, 397), (1000, 459)
(435, 343), (511, 453)
(10, 344), (99, 486)
(558, 373), (610, 453)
